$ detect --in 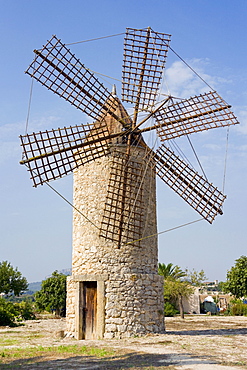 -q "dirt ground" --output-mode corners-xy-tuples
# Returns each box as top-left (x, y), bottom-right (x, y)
(0, 315), (247, 369)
